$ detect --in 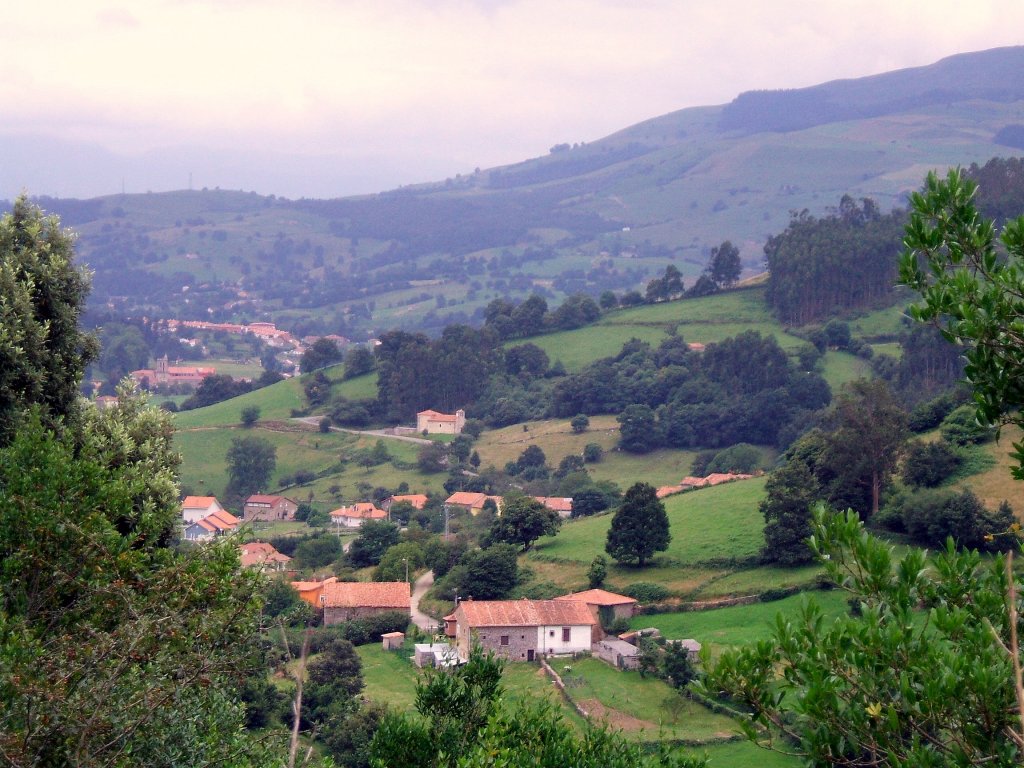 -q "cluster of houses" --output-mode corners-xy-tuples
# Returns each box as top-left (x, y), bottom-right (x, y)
(181, 493), (302, 541)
